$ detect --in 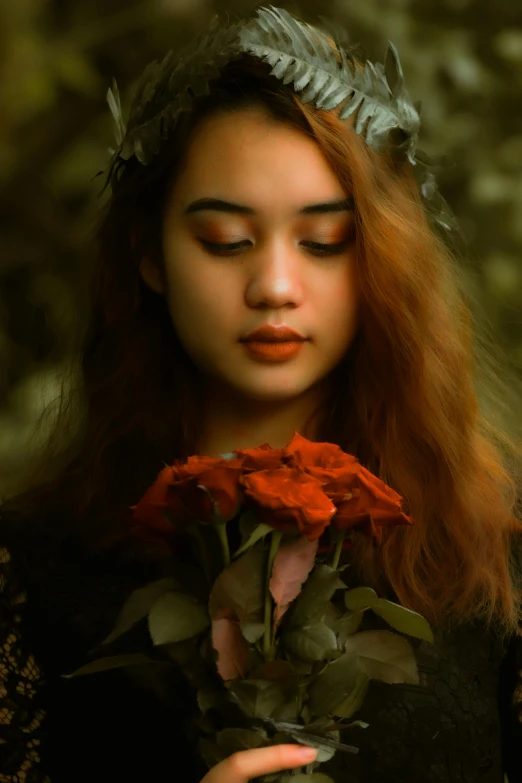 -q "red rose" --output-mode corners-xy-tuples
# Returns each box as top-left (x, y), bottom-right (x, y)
(240, 466), (337, 541)
(282, 432), (412, 542)
(329, 465), (412, 531)
(130, 455), (245, 538)
(129, 434), (411, 552)
(170, 454), (245, 522)
(130, 466), (183, 537)
(284, 431), (359, 480)
(233, 442), (288, 472)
